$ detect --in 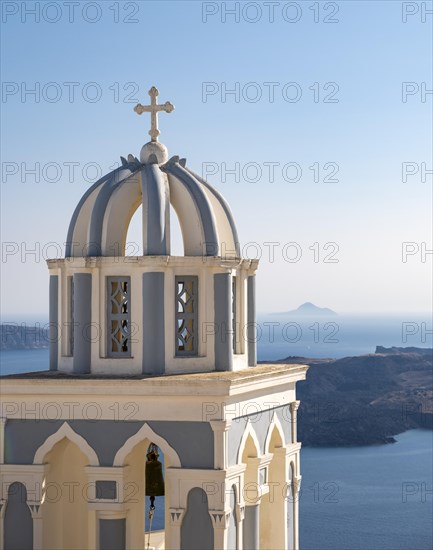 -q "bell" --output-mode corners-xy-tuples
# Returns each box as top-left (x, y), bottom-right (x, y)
(145, 443), (165, 497)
